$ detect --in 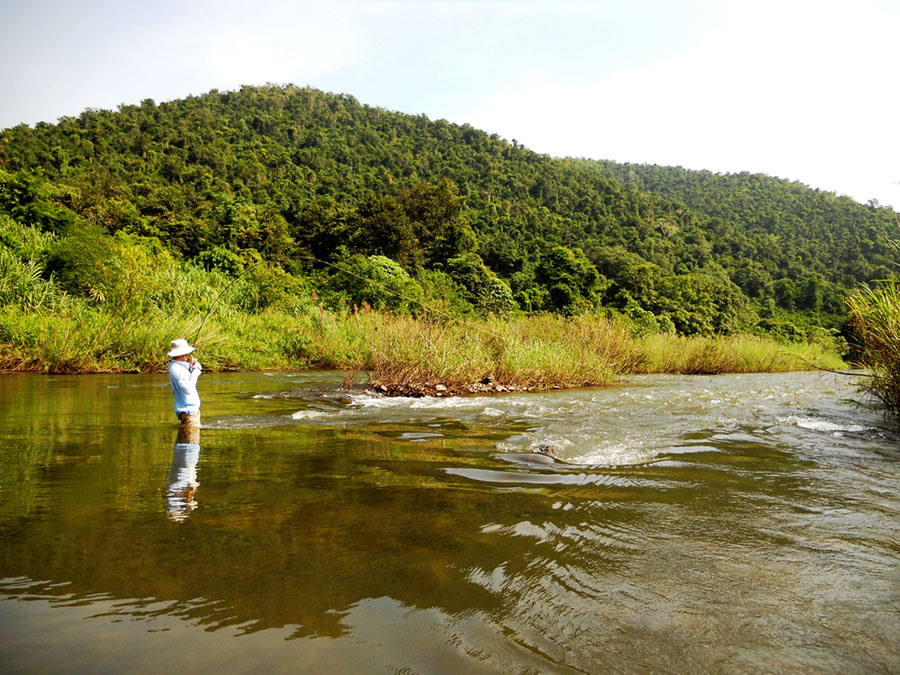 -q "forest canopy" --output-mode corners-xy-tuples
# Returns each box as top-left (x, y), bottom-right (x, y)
(1, 84), (897, 338)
